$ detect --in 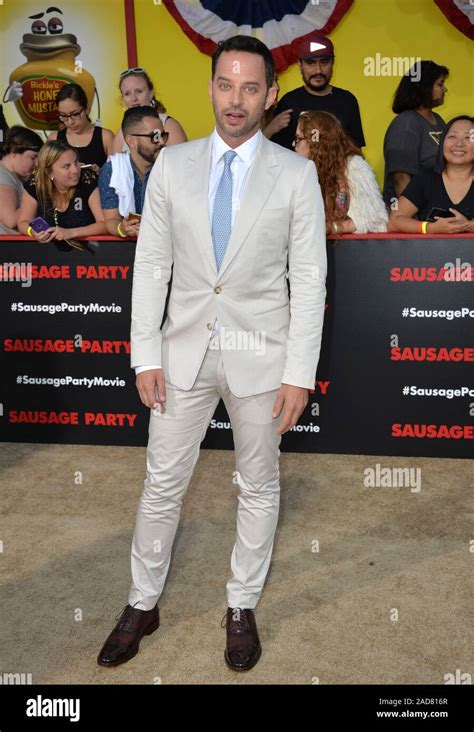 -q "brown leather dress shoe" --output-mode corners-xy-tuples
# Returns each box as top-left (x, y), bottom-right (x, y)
(97, 602), (159, 667)
(222, 607), (262, 671)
